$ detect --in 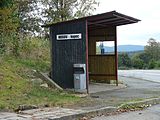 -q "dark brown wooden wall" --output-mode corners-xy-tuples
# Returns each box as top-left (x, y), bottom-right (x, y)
(50, 20), (86, 88)
(88, 27), (117, 82)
